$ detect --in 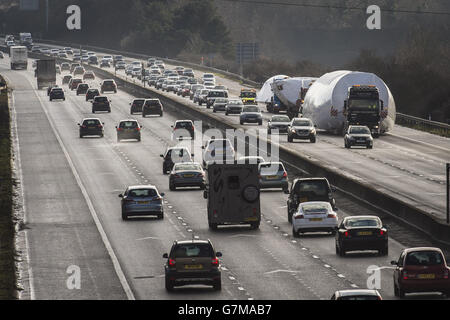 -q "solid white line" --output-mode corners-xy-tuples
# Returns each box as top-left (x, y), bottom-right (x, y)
(26, 77), (136, 300)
